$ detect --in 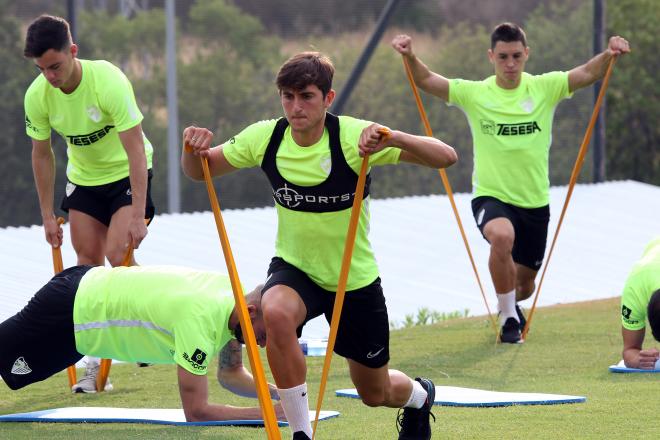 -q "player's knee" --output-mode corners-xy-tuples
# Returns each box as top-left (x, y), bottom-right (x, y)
(516, 286), (534, 301)
(106, 249), (127, 267)
(488, 230), (514, 254)
(262, 304), (296, 338)
(76, 254), (104, 266)
(359, 389), (386, 407)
